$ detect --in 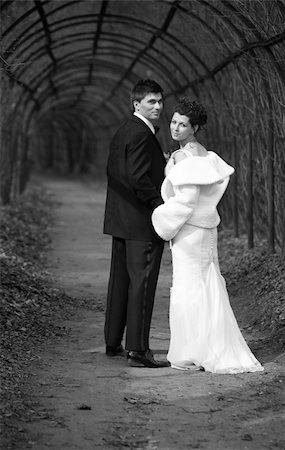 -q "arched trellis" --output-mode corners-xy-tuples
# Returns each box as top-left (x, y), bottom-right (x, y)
(3, 6), (233, 109)
(2, 1), (247, 132)
(0, 0), (284, 256)
(165, 1), (285, 254)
